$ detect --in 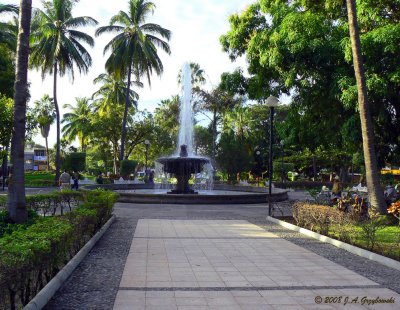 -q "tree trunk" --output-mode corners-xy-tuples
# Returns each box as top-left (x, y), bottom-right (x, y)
(45, 136), (49, 170)
(7, 0), (32, 223)
(53, 62), (61, 185)
(212, 109), (217, 161)
(2, 145), (8, 191)
(312, 154), (317, 181)
(120, 63), (133, 161)
(346, 0), (386, 214)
